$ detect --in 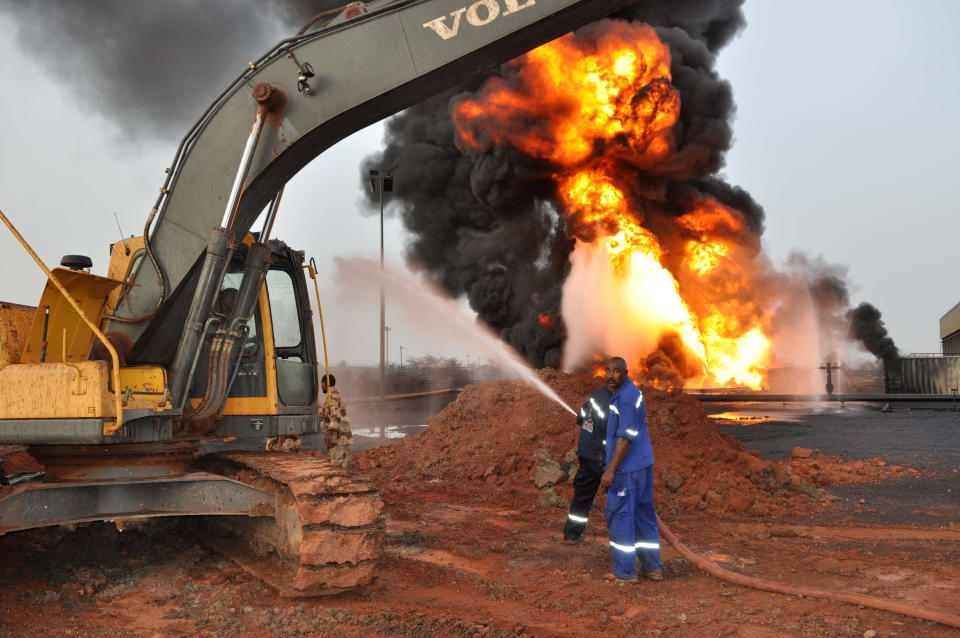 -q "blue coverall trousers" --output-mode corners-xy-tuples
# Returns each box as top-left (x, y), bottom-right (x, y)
(605, 465), (662, 579)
